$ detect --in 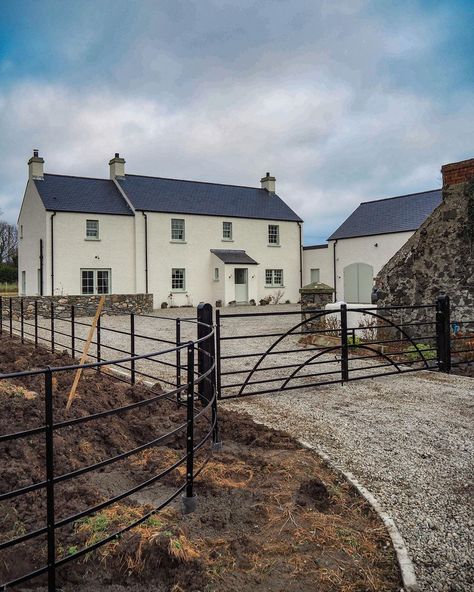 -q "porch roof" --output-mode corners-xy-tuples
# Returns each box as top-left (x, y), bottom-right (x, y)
(210, 249), (259, 265)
